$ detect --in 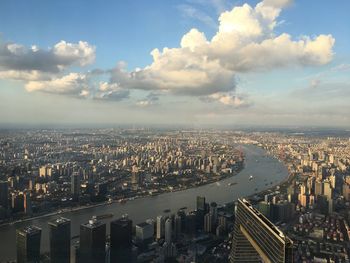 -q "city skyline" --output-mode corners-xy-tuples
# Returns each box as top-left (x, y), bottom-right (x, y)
(0, 0), (350, 127)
